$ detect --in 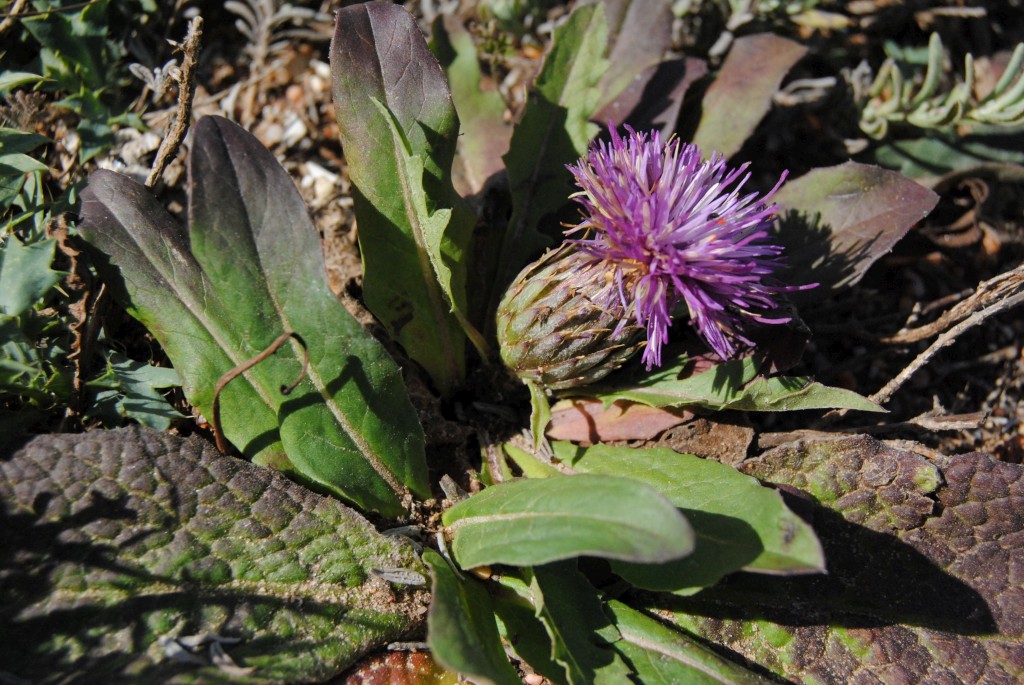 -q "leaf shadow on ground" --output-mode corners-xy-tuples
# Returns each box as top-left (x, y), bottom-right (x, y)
(642, 499), (996, 635)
